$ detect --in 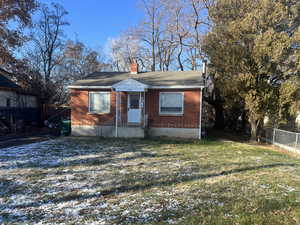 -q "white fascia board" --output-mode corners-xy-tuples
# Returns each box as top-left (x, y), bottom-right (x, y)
(68, 85), (205, 90)
(150, 85), (205, 89)
(68, 85), (112, 89)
